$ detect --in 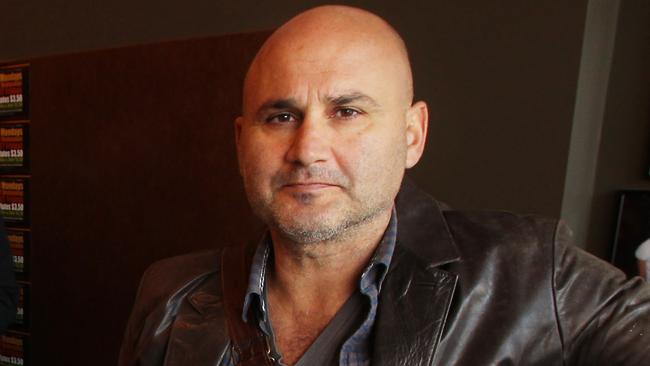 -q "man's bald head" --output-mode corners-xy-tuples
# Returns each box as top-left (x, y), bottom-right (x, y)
(235, 5), (428, 245)
(242, 5), (414, 114)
